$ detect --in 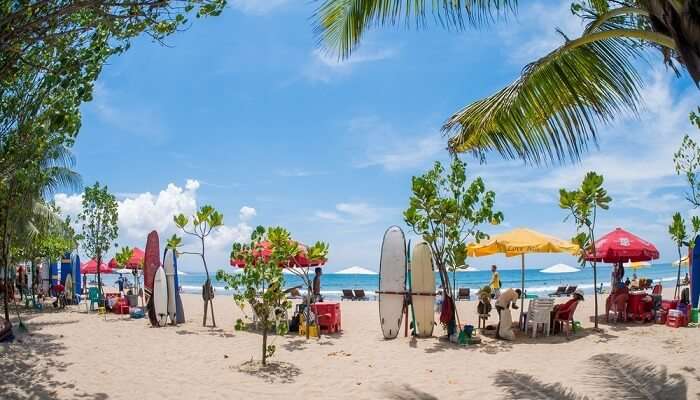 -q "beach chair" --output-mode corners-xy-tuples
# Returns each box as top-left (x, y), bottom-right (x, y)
(525, 298), (555, 338)
(341, 289), (355, 301)
(548, 286), (567, 297)
(354, 289), (369, 301)
(457, 288), (470, 301)
(564, 285), (578, 296)
(286, 288), (302, 299)
(554, 301), (580, 336)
